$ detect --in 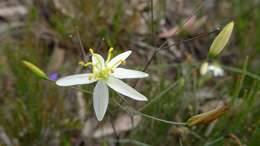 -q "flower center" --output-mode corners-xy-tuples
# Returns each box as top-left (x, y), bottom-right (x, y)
(79, 48), (125, 80)
(95, 68), (112, 79)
